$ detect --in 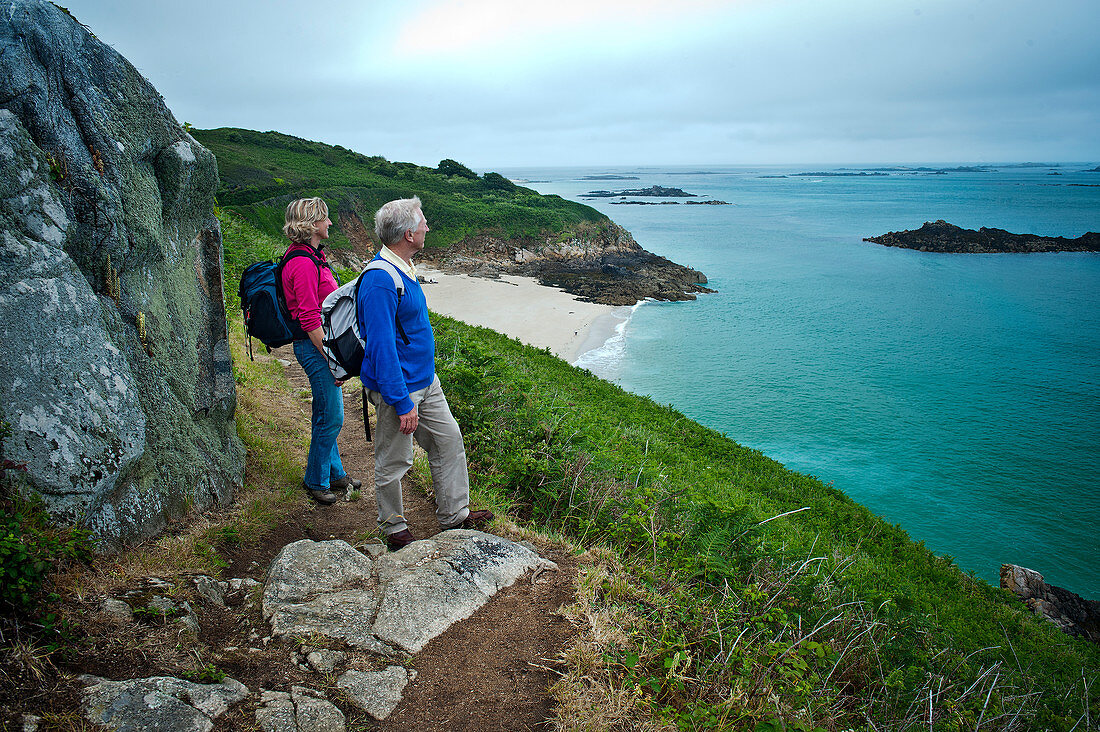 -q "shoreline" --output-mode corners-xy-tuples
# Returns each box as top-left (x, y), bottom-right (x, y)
(419, 266), (624, 363)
